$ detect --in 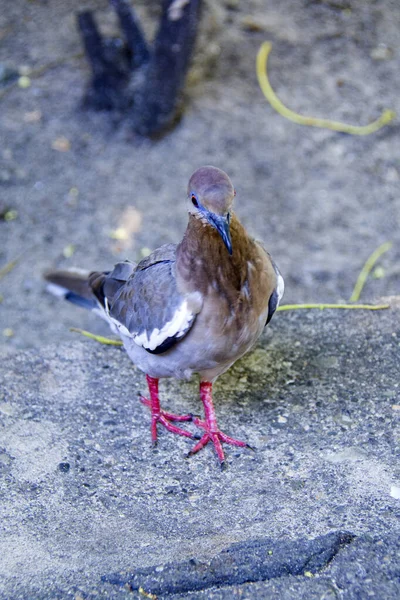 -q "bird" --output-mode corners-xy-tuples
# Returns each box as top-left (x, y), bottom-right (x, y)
(45, 166), (284, 466)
